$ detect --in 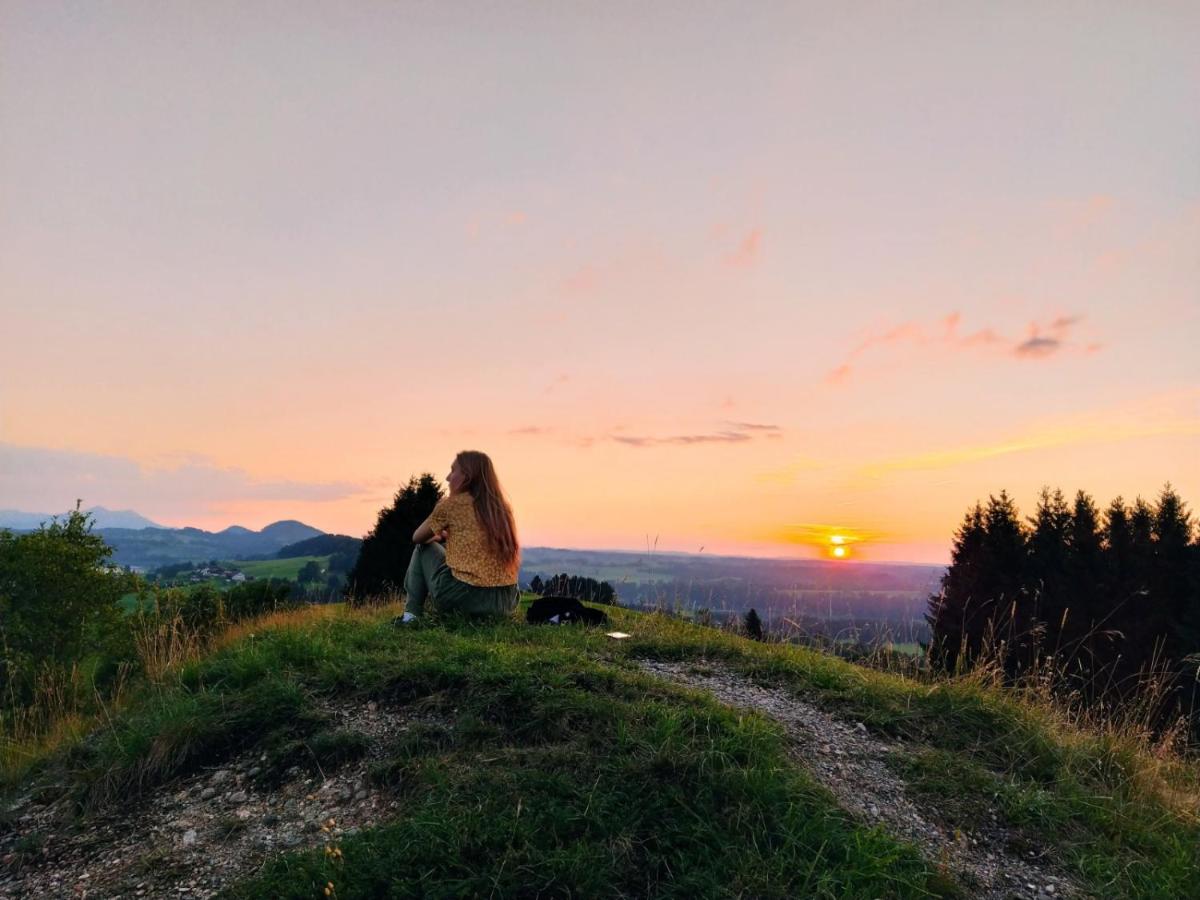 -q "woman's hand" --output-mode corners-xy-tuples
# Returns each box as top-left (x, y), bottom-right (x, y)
(433, 528), (449, 543)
